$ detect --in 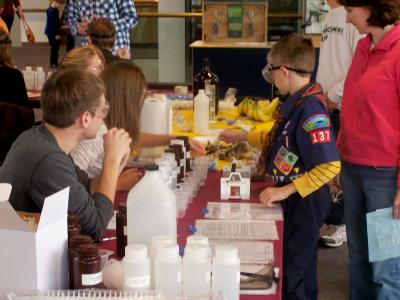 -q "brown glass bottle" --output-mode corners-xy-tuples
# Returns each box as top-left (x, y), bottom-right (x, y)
(68, 234), (92, 289)
(116, 202), (127, 258)
(169, 144), (185, 181)
(193, 58), (220, 115)
(67, 214), (81, 242)
(176, 136), (192, 172)
(165, 148), (182, 183)
(76, 244), (104, 289)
